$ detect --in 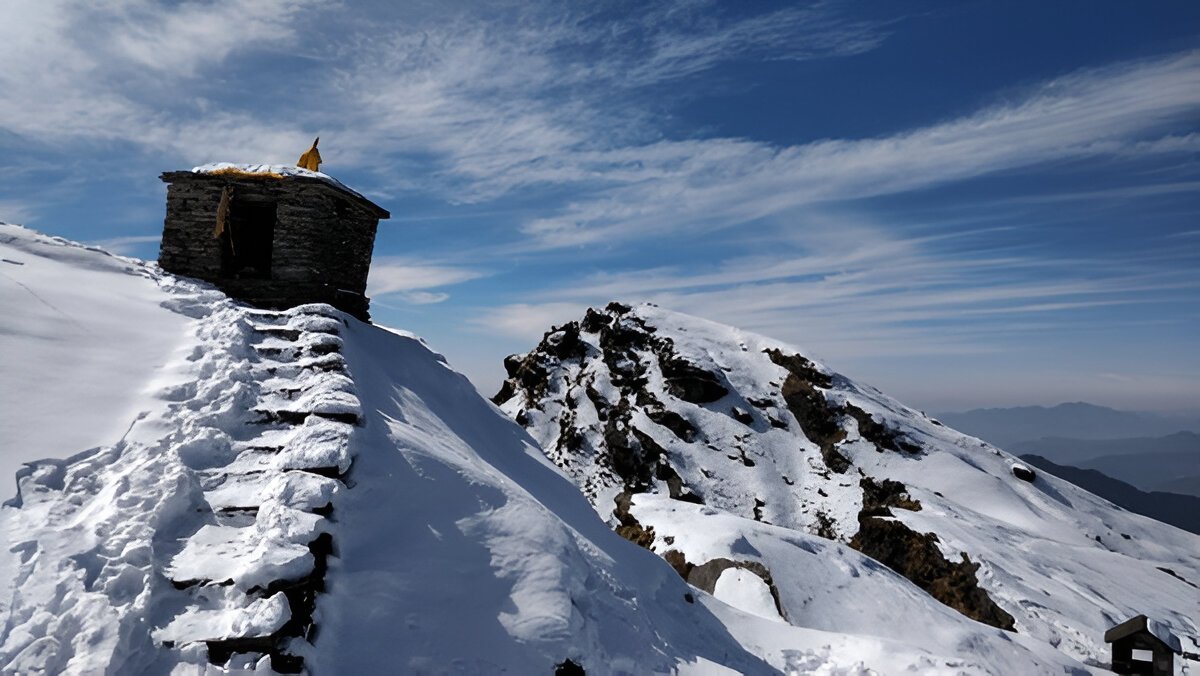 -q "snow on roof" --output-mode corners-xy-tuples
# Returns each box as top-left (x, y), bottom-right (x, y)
(189, 163), (382, 215)
(1105, 614), (1183, 653)
(1147, 617), (1184, 653)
